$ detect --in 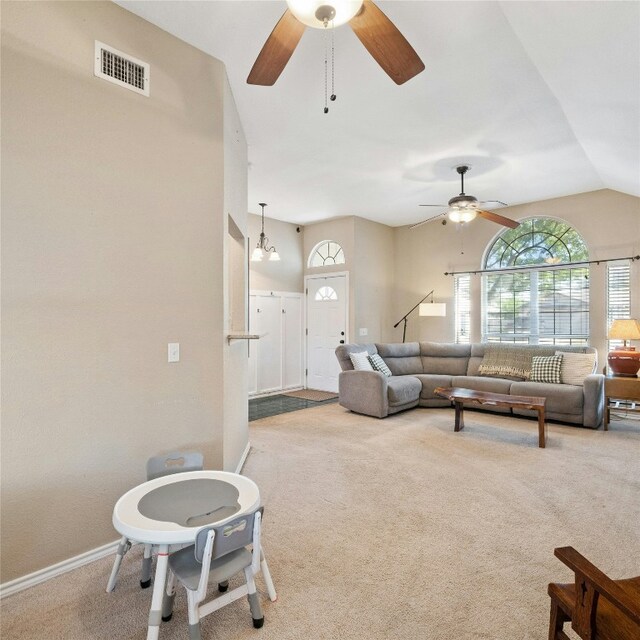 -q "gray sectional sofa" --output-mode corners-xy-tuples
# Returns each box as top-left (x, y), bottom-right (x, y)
(335, 342), (604, 428)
